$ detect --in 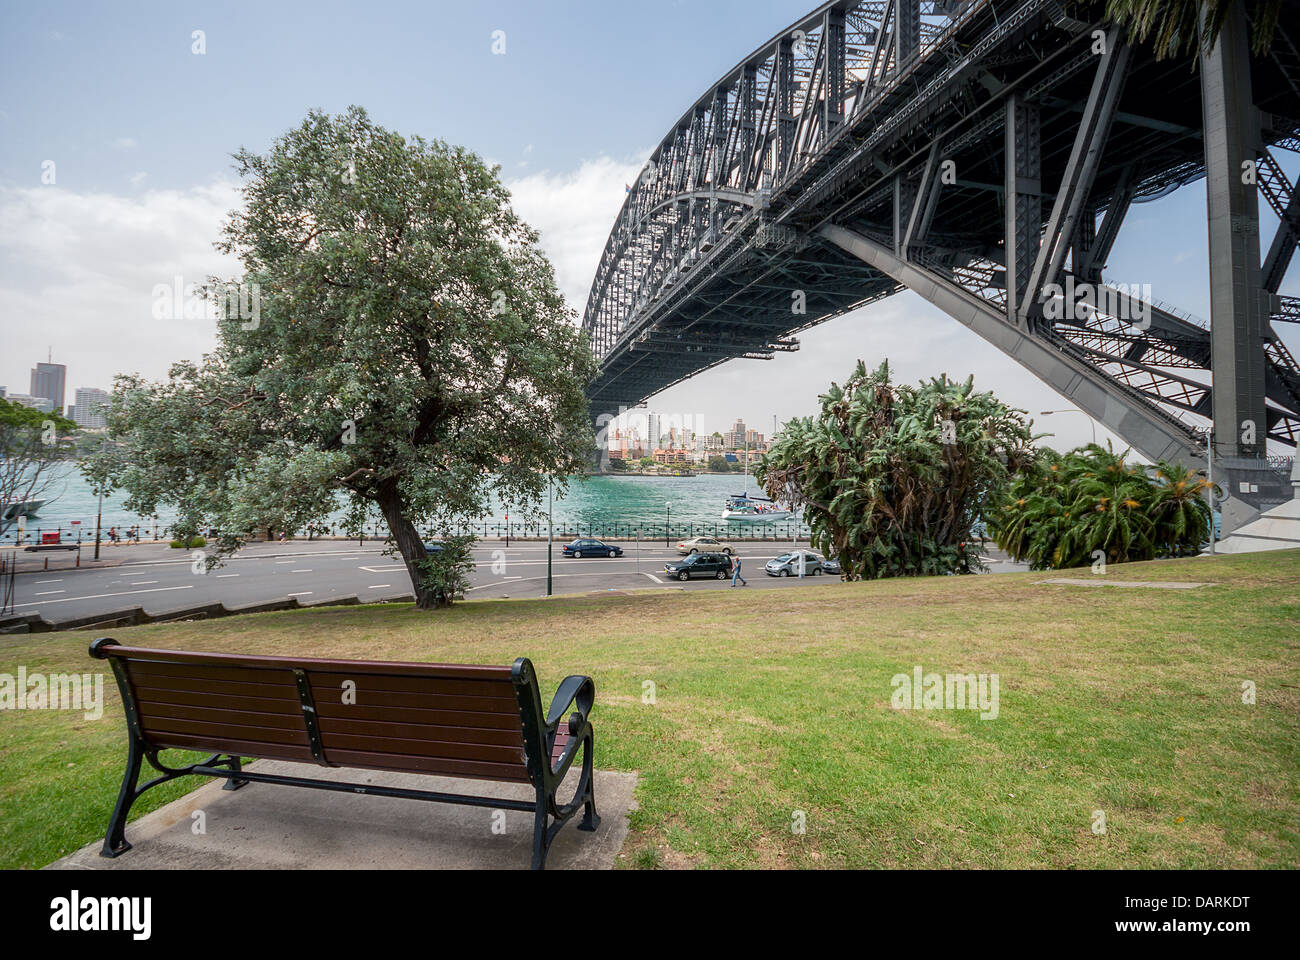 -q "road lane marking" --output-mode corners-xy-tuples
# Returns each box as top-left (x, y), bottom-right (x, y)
(287, 592), (313, 597)
(14, 585), (194, 608)
(217, 574), (238, 578)
(643, 573), (664, 584)
(34, 590), (65, 596)
(291, 569), (312, 573)
(359, 565), (406, 573)
(367, 584), (391, 589)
